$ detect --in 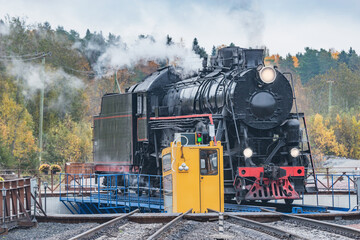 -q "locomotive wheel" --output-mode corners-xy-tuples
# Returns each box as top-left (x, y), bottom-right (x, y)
(285, 199), (294, 205)
(147, 189), (156, 197)
(235, 191), (243, 204)
(137, 189), (143, 196)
